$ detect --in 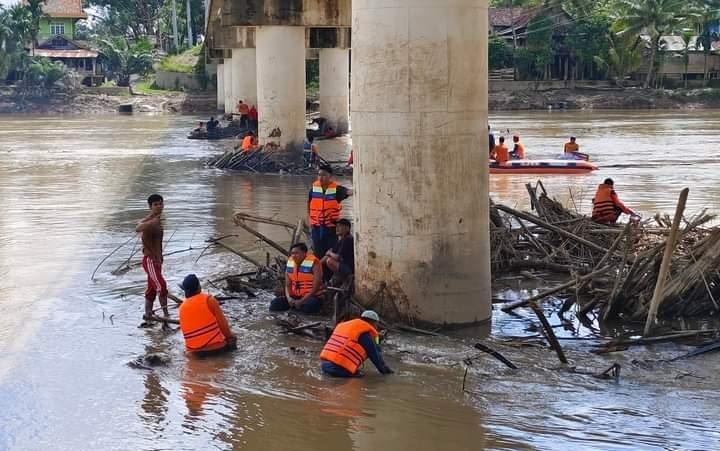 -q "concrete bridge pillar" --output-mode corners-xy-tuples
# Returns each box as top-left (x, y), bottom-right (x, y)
(319, 48), (350, 134)
(231, 48), (258, 110)
(223, 60), (233, 114)
(352, 0), (491, 326)
(216, 61), (225, 111)
(256, 26), (306, 162)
